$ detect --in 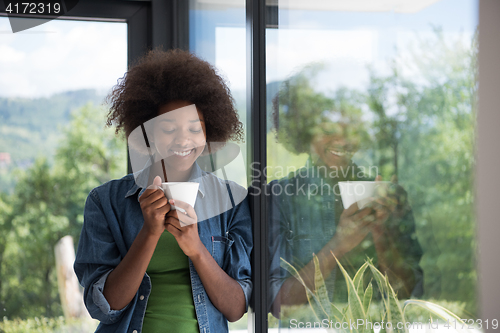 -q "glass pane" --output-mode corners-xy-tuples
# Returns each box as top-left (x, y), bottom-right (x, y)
(0, 18), (127, 330)
(190, 0), (248, 188)
(189, 1), (249, 332)
(266, 0), (478, 331)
